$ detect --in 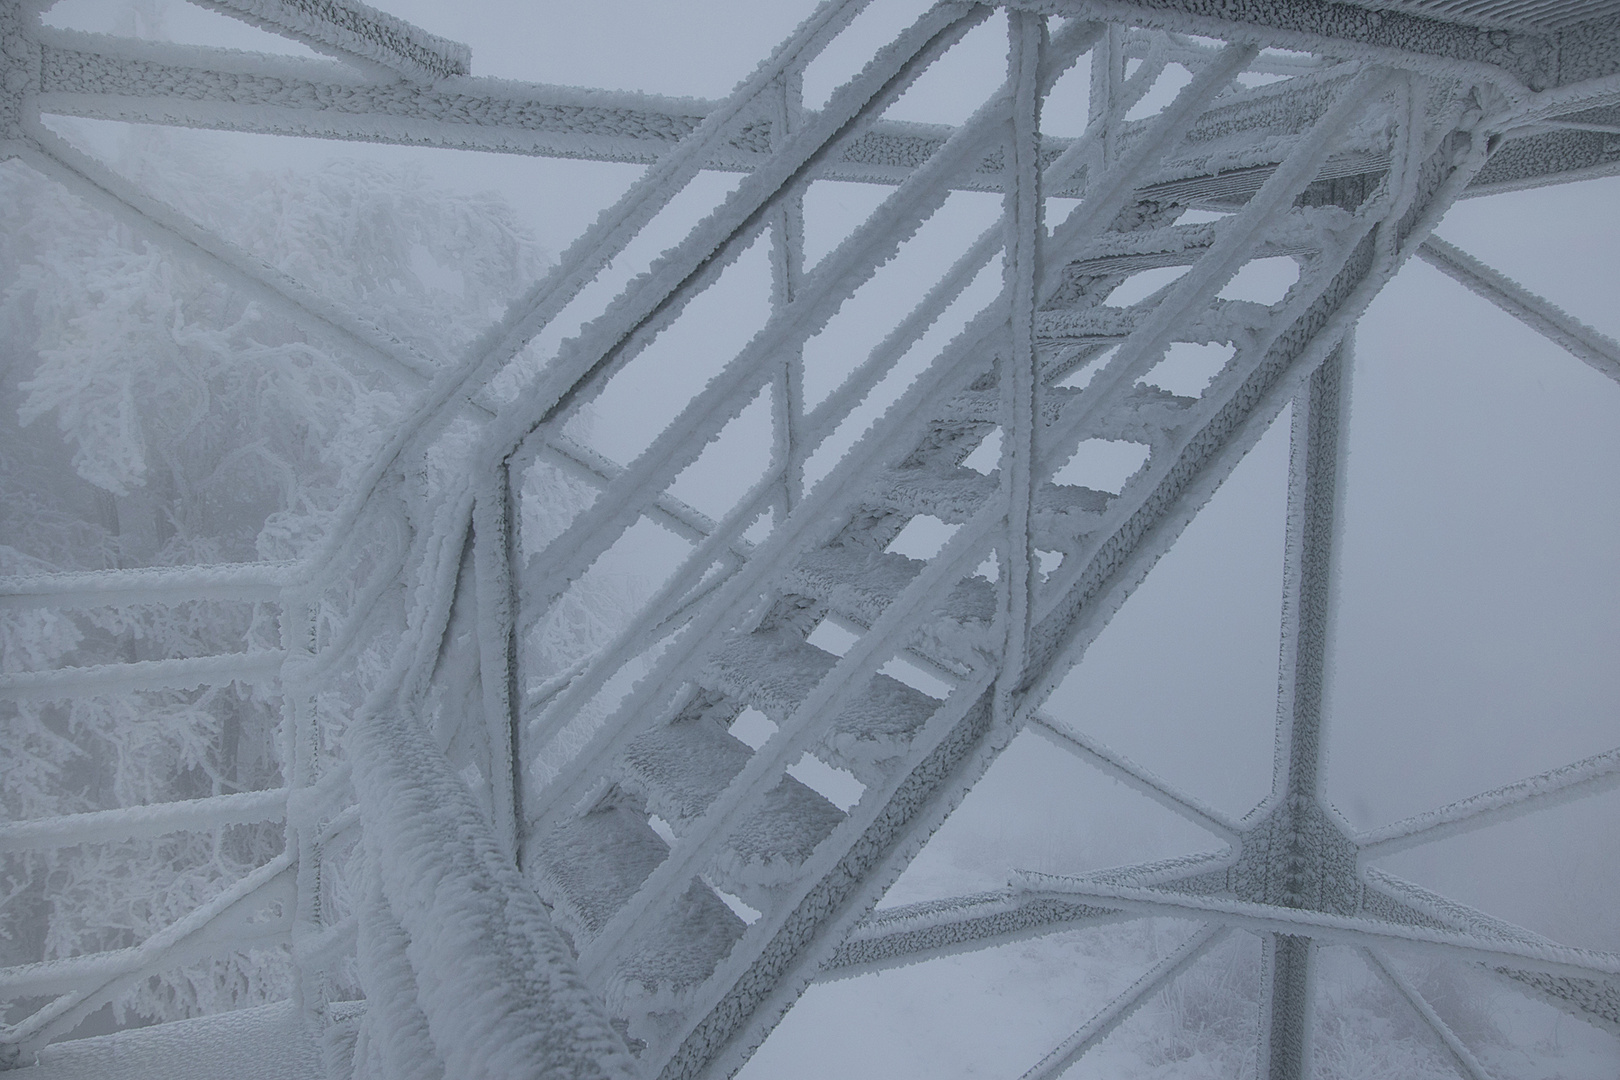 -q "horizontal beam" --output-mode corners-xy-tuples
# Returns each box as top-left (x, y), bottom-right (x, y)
(0, 652), (284, 700)
(1468, 124), (1620, 194)
(32, 32), (1413, 202)
(0, 852), (293, 1000)
(0, 561), (296, 610)
(820, 891), (1126, 980)
(0, 789), (287, 853)
(1016, 872), (1620, 981)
